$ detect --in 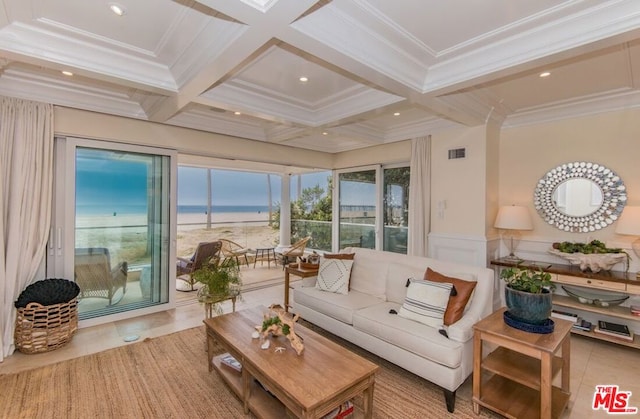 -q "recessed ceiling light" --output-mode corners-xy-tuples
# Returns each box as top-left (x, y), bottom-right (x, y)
(109, 3), (126, 16)
(539, 71), (551, 78)
(234, 111), (241, 115)
(393, 112), (400, 116)
(61, 70), (73, 76)
(322, 132), (328, 136)
(299, 76), (308, 82)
